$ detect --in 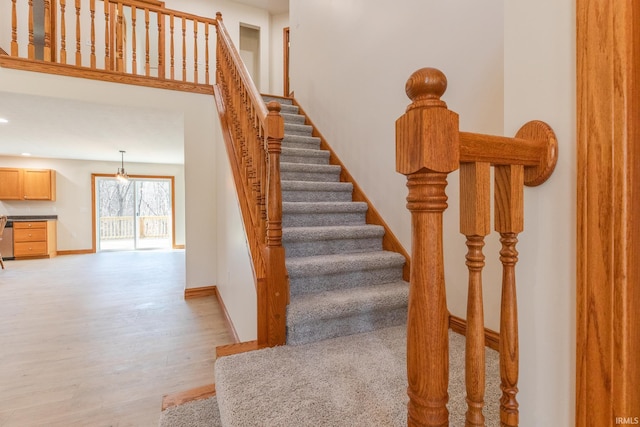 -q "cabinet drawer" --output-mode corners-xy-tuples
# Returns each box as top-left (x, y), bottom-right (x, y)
(14, 228), (47, 242)
(14, 241), (48, 256)
(14, 222), (47, 230)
